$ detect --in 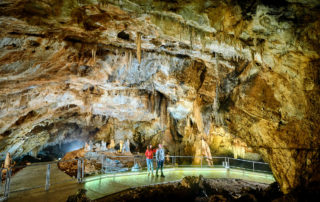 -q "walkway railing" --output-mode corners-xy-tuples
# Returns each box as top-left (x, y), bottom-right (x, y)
(1, 155), (272, 199)
(89, 155), (271, 173)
